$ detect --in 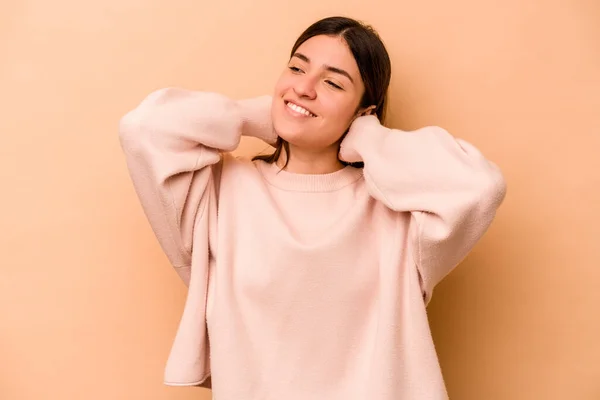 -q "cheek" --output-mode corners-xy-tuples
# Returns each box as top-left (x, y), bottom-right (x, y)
(271, 79), (290, 119)
(273, 73), (293, 97)
(322, 96), (357, 128)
